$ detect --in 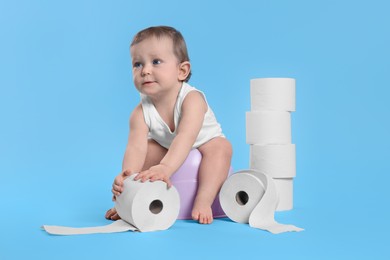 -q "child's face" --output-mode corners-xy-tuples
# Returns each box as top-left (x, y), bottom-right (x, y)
(130, 36), (184, 97)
